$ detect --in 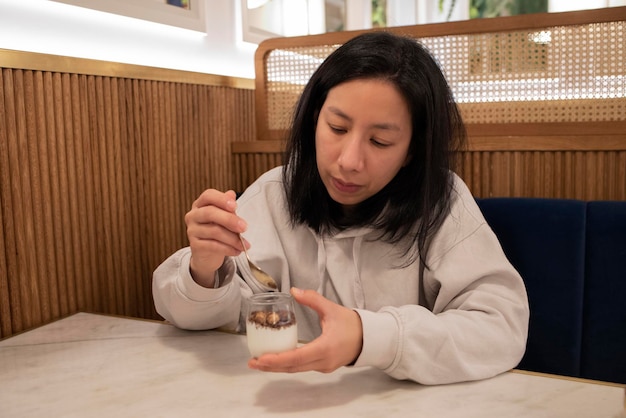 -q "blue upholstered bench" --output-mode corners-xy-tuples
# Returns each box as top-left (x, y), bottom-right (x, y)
(476, 198), (626, 384)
